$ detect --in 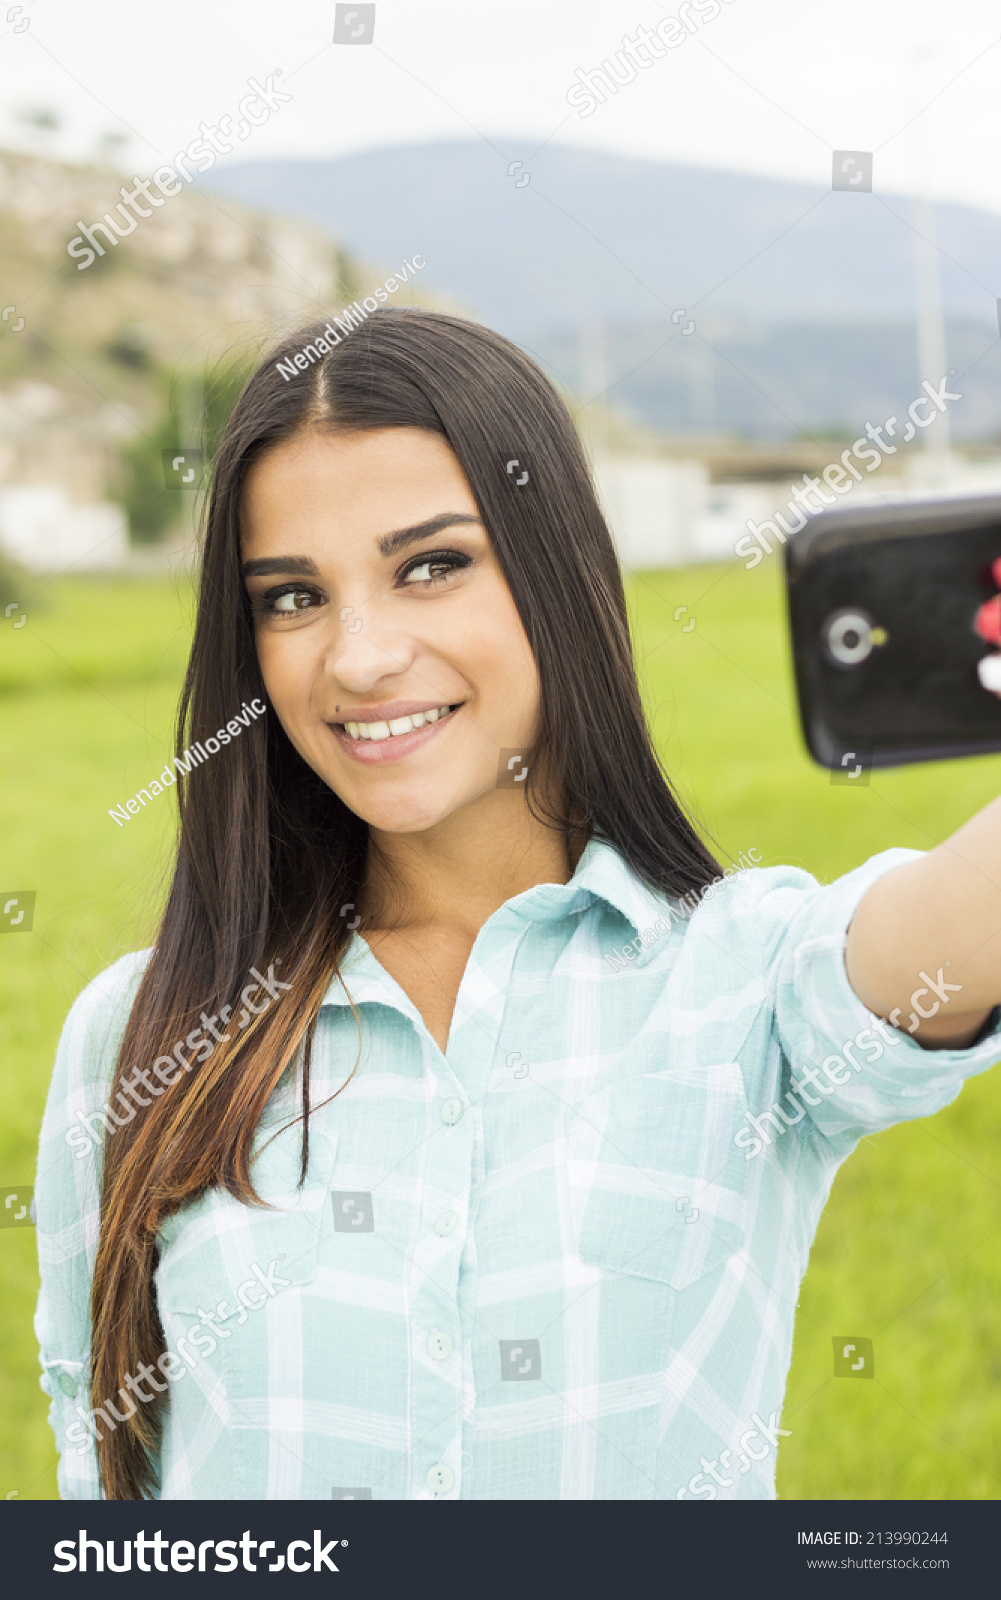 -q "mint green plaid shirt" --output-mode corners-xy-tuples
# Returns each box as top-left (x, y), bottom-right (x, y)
(34, 840), (1001, 1499)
